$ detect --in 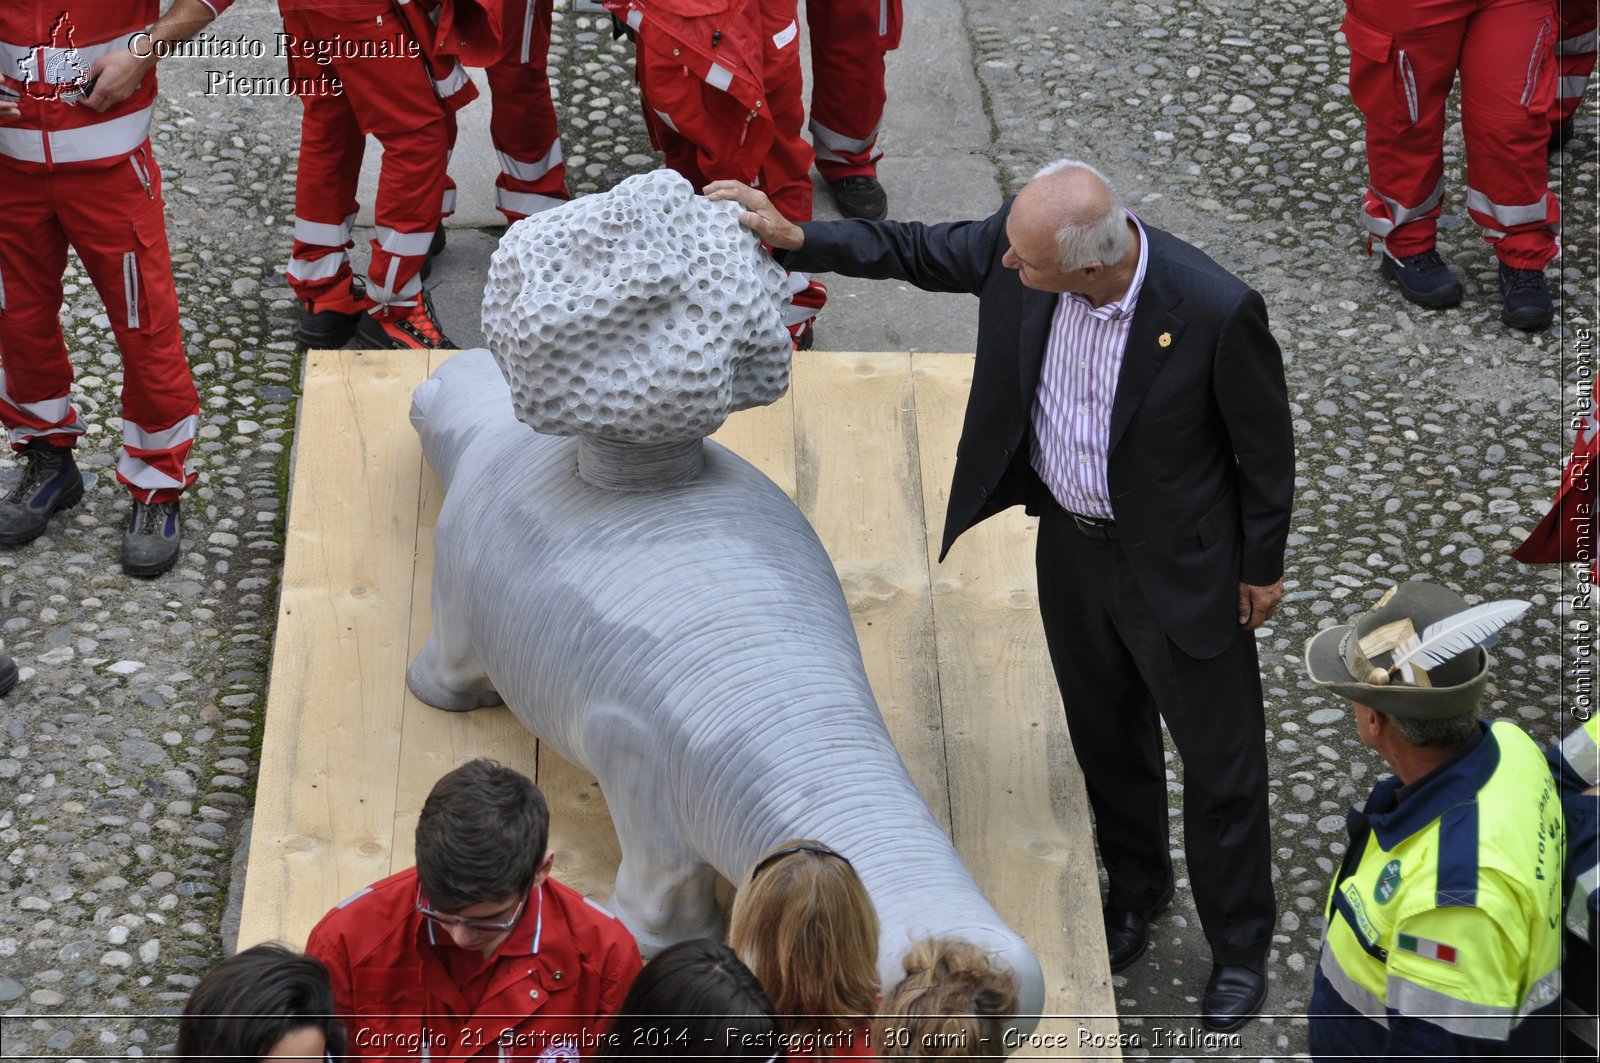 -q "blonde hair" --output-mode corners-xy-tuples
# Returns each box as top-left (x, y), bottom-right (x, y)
(728, 840), (880, 1040)
(877, 938), (1019, 1060)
